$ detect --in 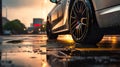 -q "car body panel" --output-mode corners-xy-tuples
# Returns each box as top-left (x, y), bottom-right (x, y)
(95, 5), (120, 28)
(92, 0), (120, 10)
(48, 0), (70, 33)
(92, 0), (120, 28)
(52, 0), (67, 31)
